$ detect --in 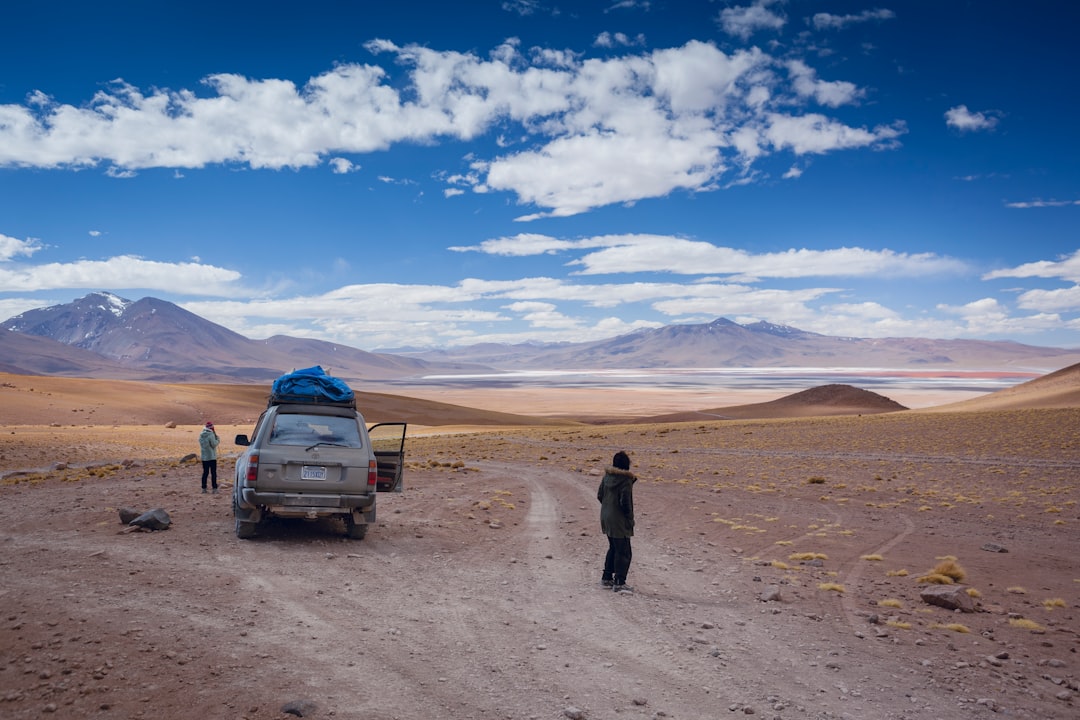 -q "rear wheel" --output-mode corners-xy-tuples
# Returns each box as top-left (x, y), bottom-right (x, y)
(233, 499), (258, 539)
(344, 514), (367, 540)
